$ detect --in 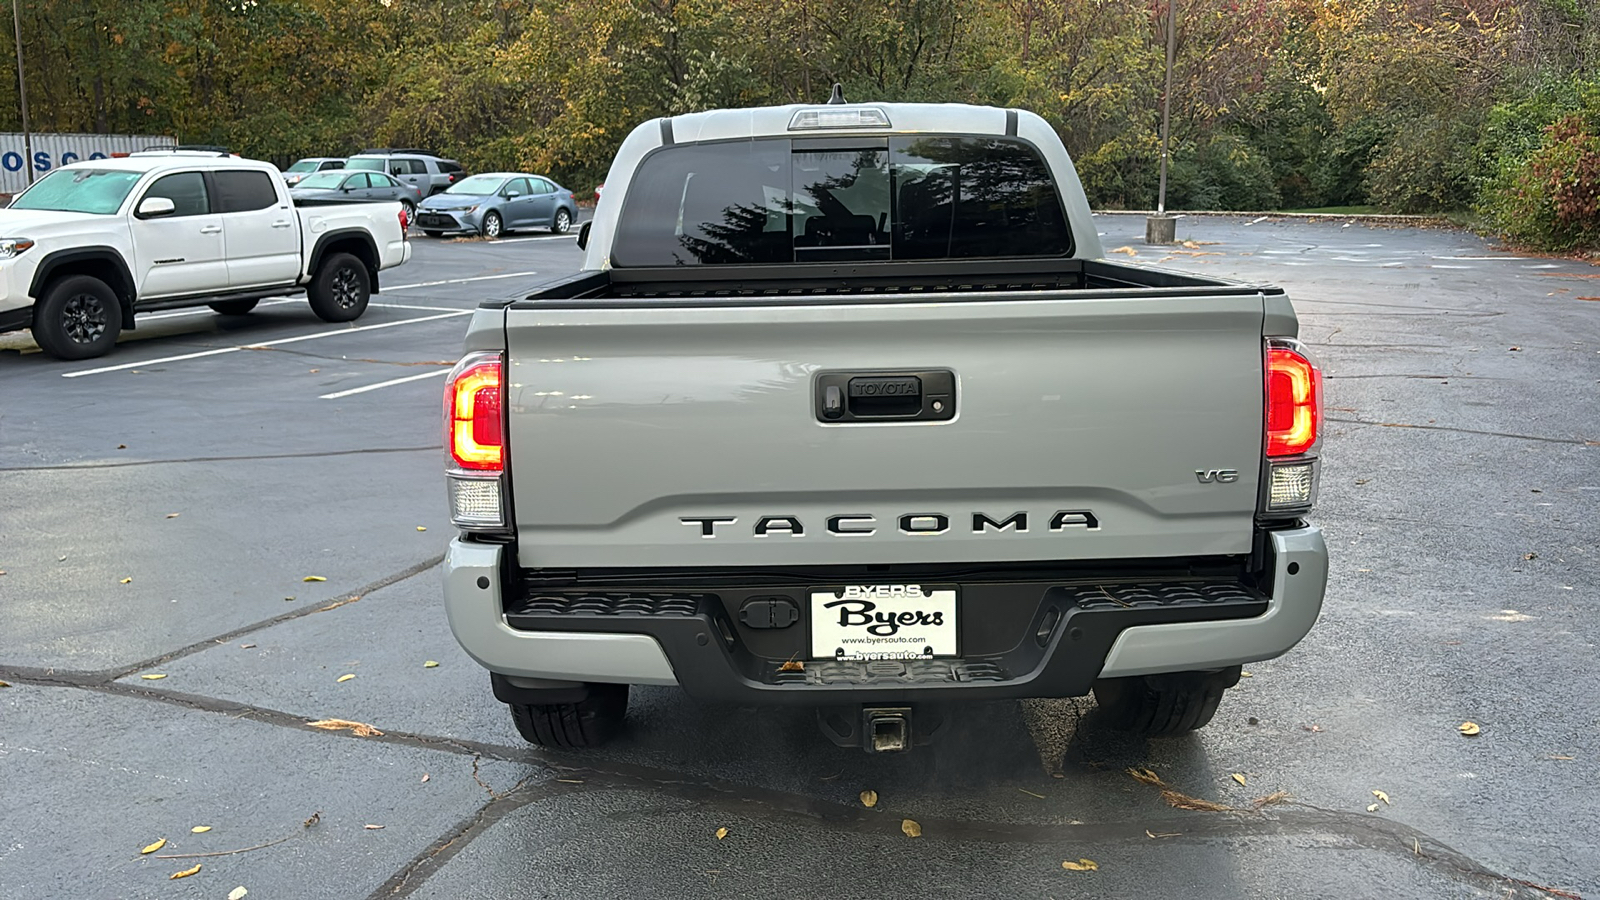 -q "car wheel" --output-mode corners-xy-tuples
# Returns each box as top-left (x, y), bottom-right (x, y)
(307, 252), (370, 323)
(400, 199), (416, 226)
(1091, 667), (1241, 737)
(209, 299), (259, 316)
(509, 683), (628, 749)
(551, 207), (572, 235)
(32, 275), (122, 360)
(481, 211), (503, 239)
